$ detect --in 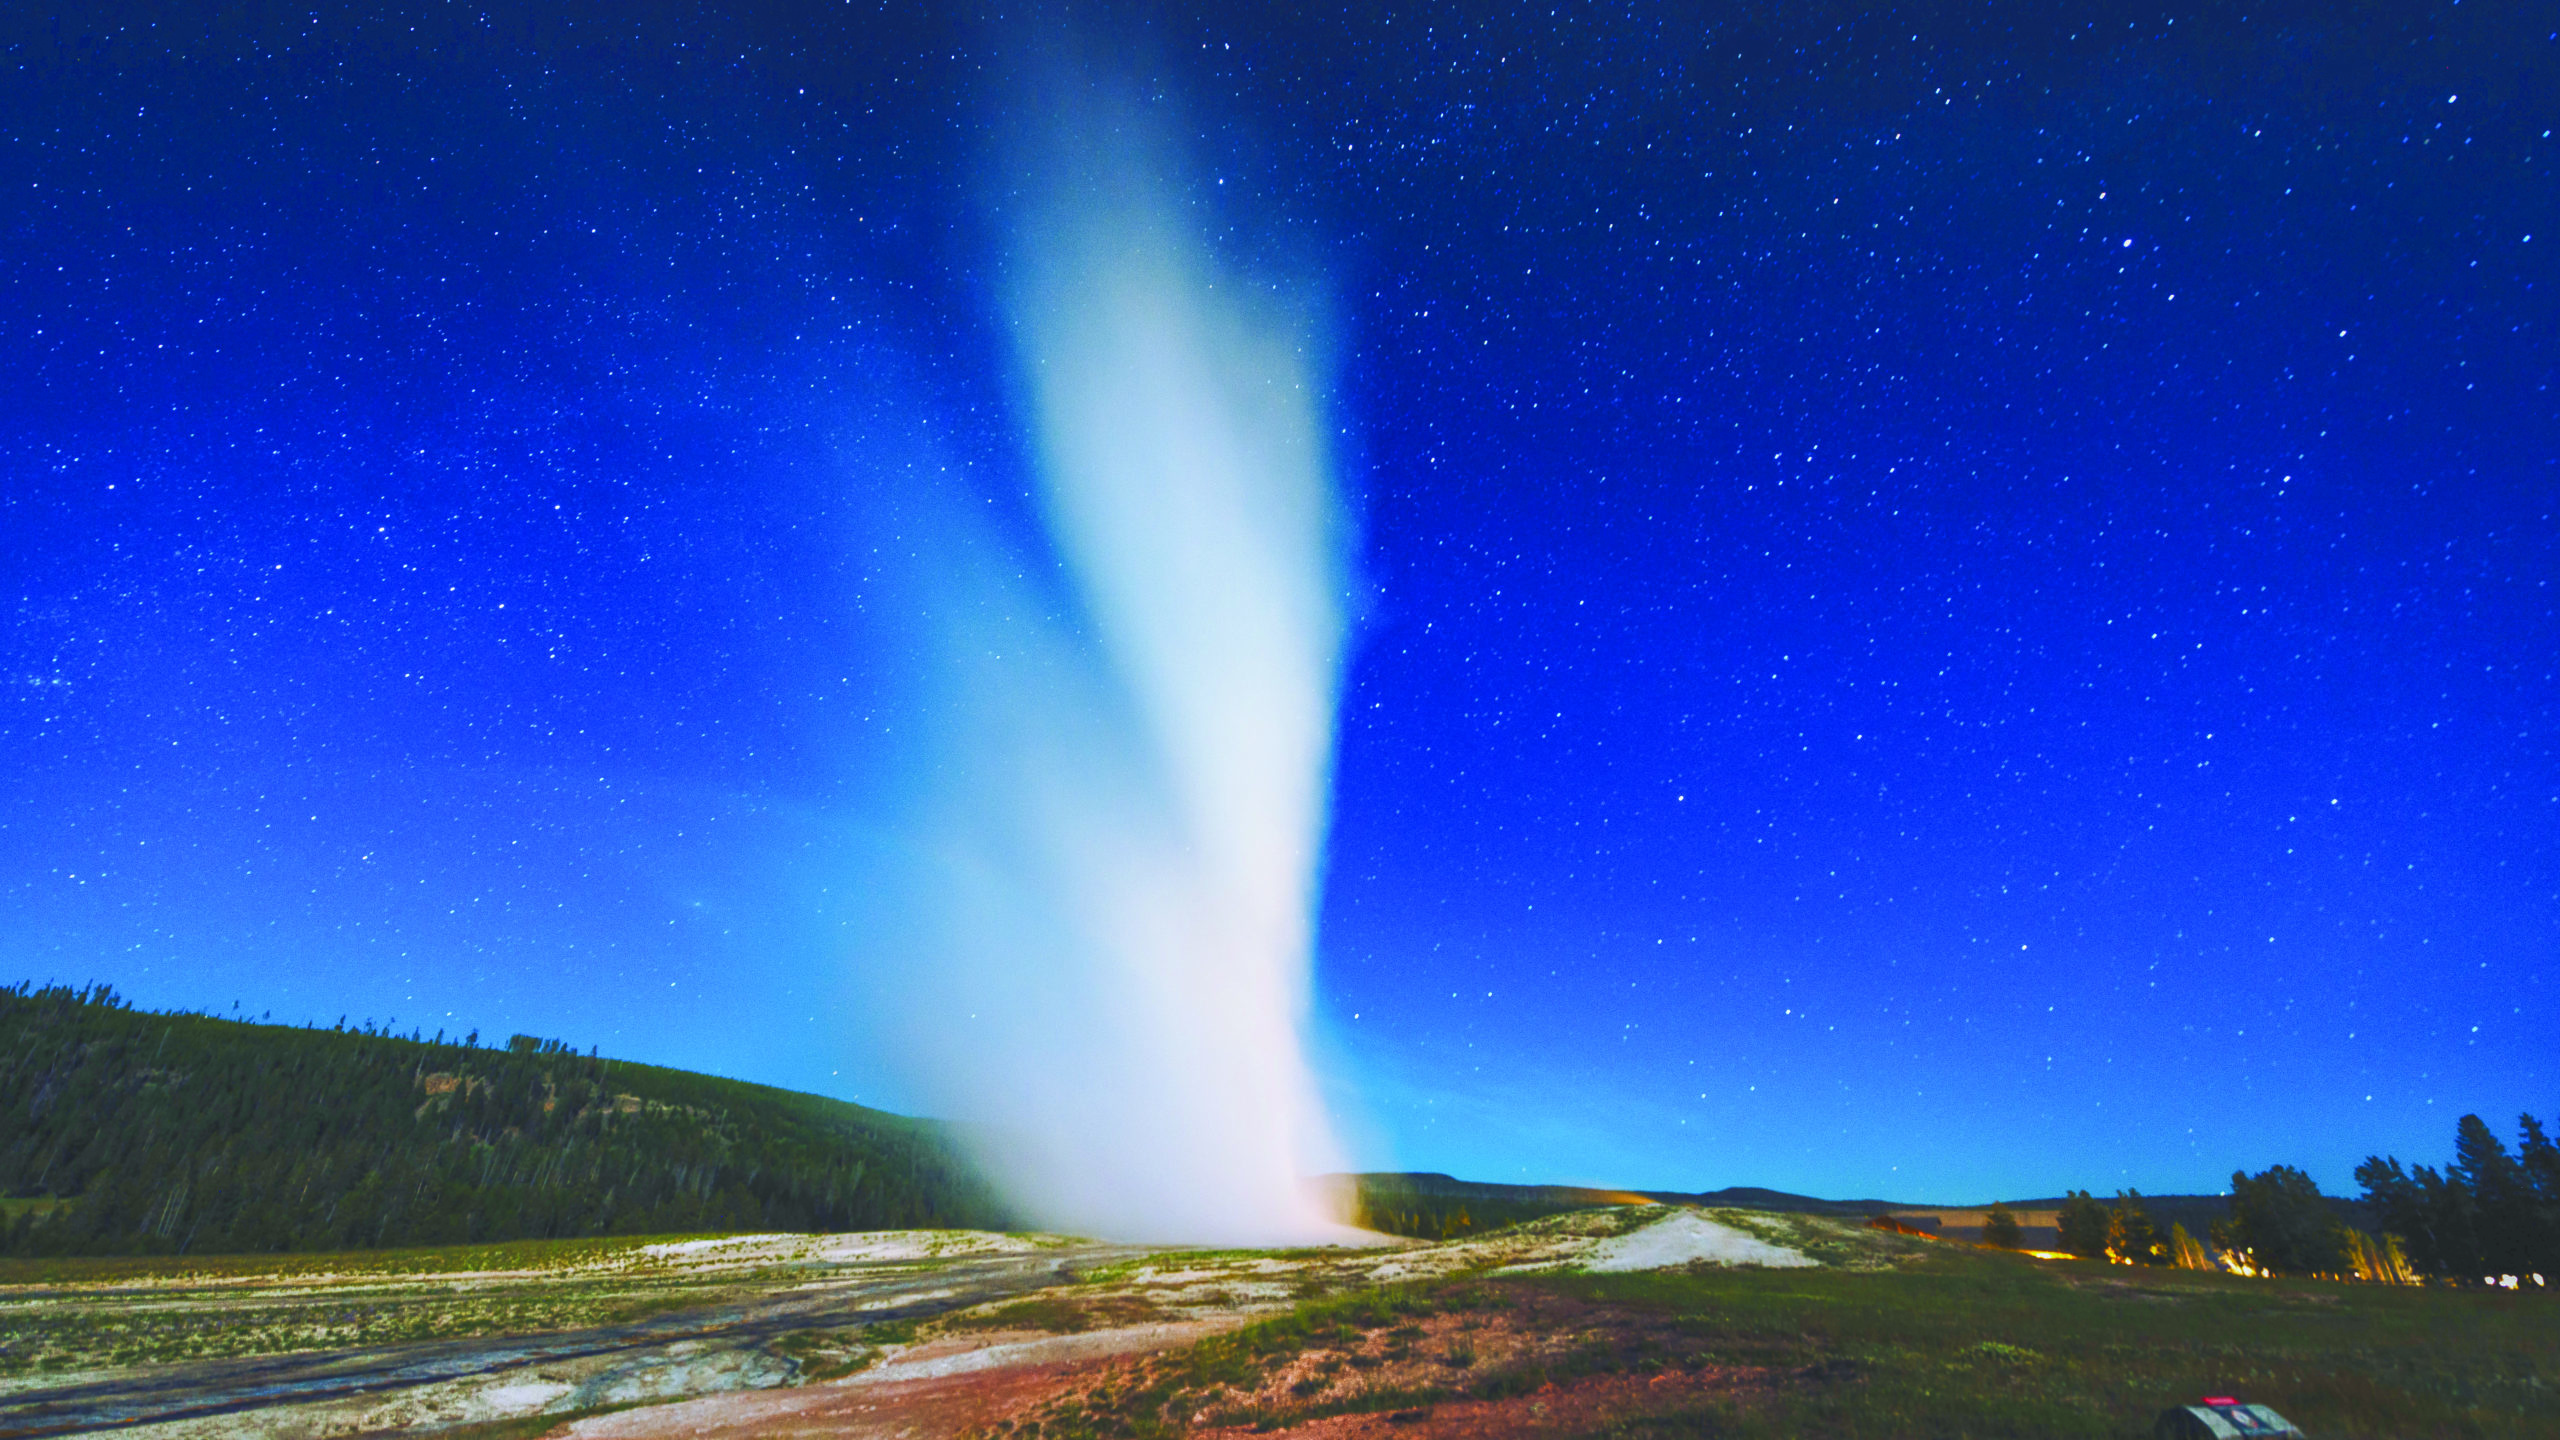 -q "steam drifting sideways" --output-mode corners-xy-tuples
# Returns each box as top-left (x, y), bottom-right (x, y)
(847, 98), (1359, 1244)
